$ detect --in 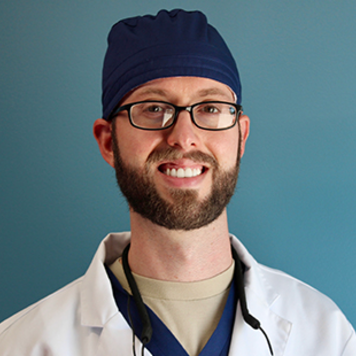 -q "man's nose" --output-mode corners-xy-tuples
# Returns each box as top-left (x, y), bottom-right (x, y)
(165, 110), (200, 150)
